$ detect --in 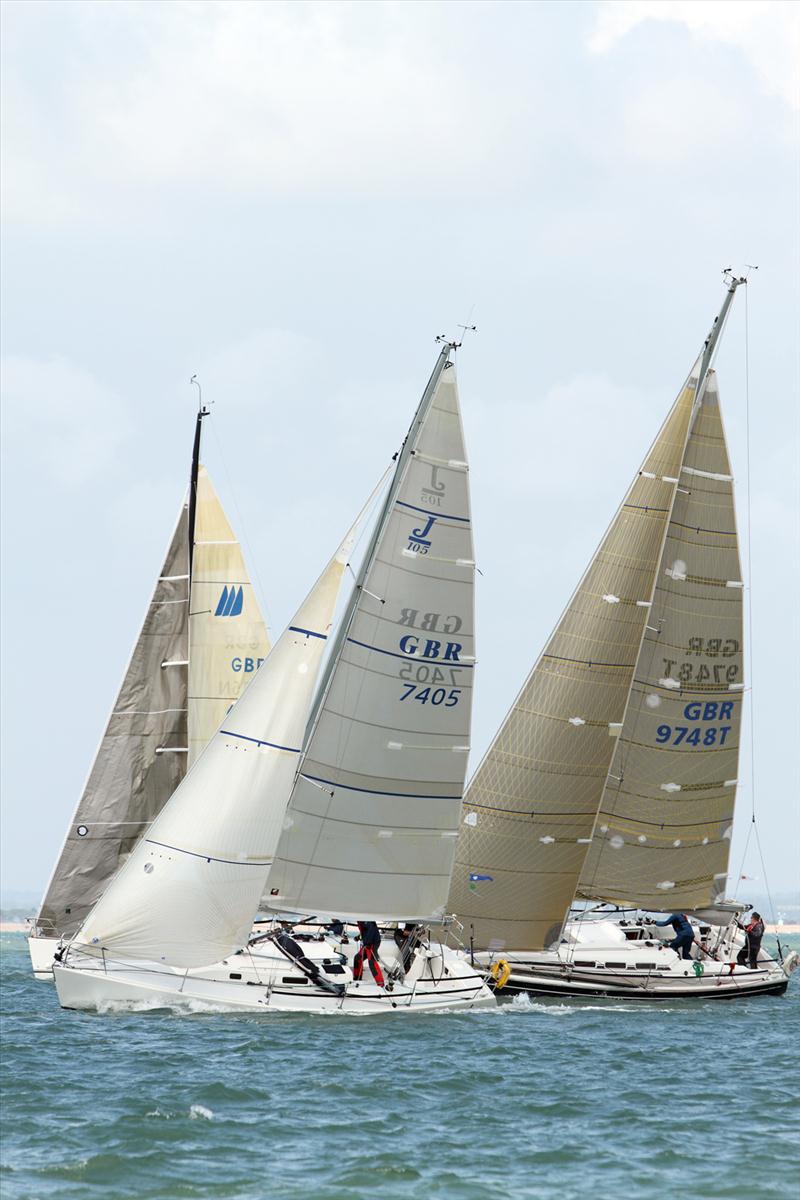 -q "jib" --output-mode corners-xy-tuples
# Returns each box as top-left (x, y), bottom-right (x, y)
(231, 657), (265, 673)
(398, 635), (462, 661)
(683, 701), (734, 721)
